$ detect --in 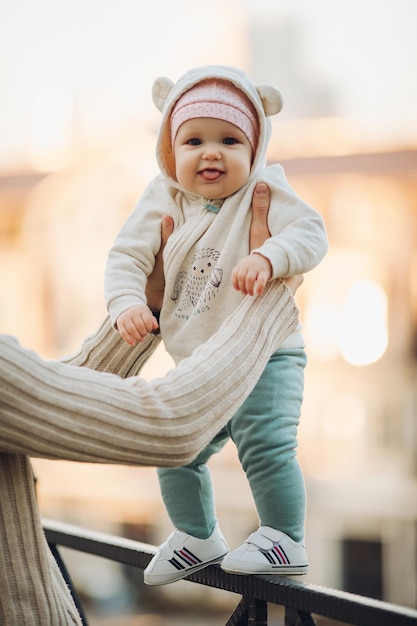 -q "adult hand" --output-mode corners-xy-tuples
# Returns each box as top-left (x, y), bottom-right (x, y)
(115, 215), (175, 345)
(145, 214), (175, 312)
(248, 182), (271, 251)
(232, 182), (303, 296)
(232, 182), (273, 296)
